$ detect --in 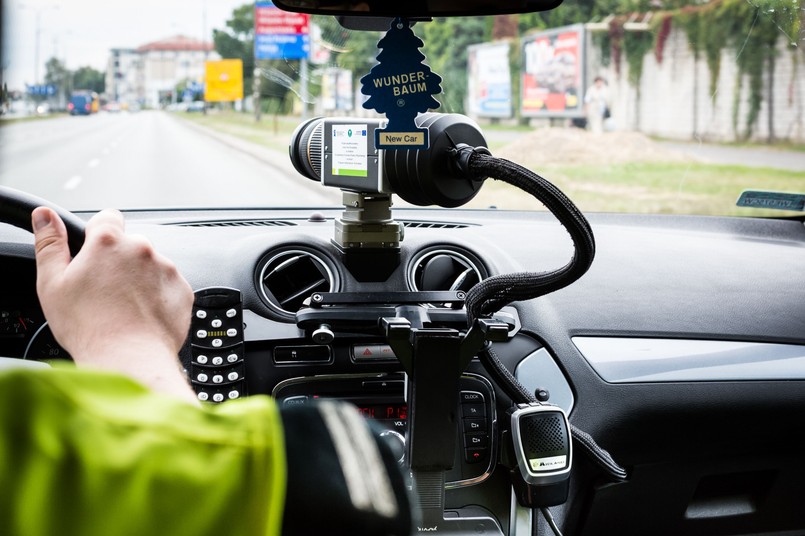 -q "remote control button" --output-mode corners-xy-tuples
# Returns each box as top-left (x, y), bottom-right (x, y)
(197, 392), (209, 401)
(196, 355), (208, 364)
(196, 330), (208, 339)
(228, 390), (240, 400)
(227, 372), (239, 381)
(226, 328), (237, 337)
(227, 354), (238, 363)
(196, 373), (208, 382)
(212, 393), (224, 403)
(212, 375), (223, 384)
(211, 319), (222, 328)
(212, 339), (222, 348)
(226, 308), (237, 318)
(195, 310), (207, 319)
(212, 356), (223, 366)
